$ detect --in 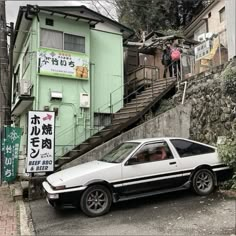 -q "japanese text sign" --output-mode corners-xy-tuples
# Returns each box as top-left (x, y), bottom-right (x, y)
(38, 48), (89, 79)
(194, 40), (211, 61)
(2, 127), (22, 182)
(27, 111), (55, 173)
